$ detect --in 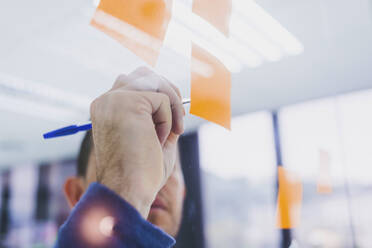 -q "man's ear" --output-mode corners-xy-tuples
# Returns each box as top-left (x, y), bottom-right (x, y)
(64, 177), (85, 209)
